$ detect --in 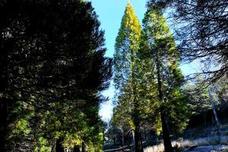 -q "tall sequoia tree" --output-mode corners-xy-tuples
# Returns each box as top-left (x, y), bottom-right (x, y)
(142, 6), (189, 152)
(113, 2), (143, 151)
(0, 0), (111, 151)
